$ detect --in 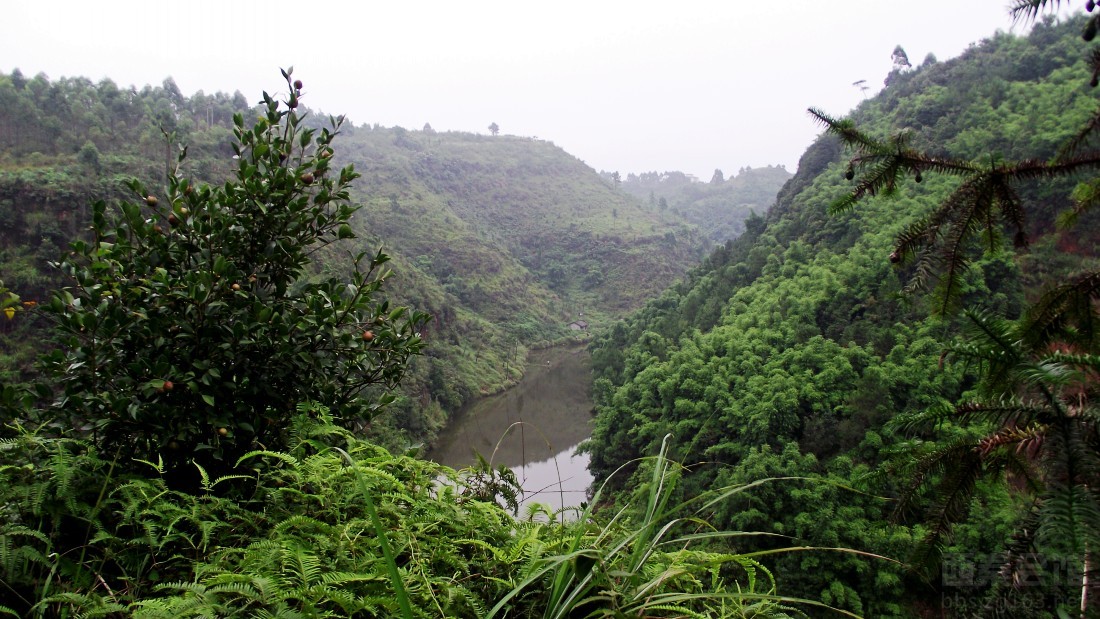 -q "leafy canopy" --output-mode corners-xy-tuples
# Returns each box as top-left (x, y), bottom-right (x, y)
(812, 1), (1100, 603)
